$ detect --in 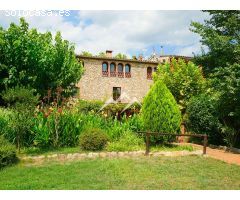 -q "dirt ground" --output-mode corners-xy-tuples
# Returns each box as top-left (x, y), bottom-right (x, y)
(183, 143), (240, 166)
